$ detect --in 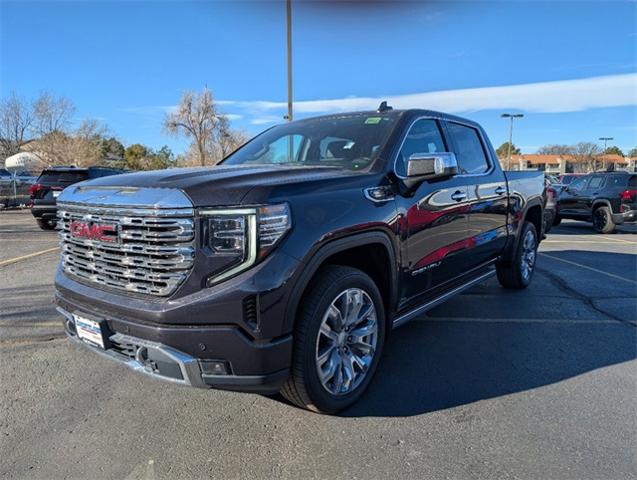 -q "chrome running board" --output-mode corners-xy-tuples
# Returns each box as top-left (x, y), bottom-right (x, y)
(392, 269), (496, 328)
